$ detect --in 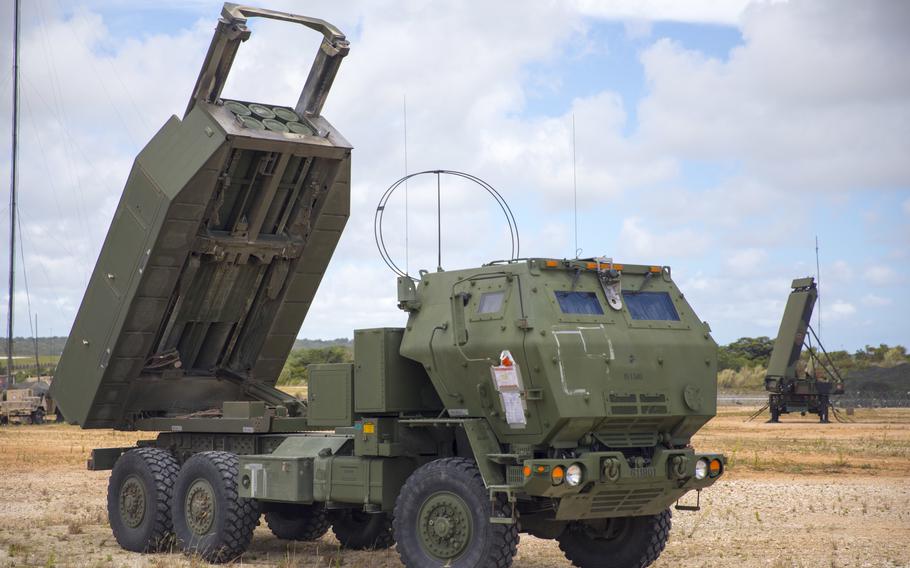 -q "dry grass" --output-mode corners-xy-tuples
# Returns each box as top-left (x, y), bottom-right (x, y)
(698, 407), (910, 476)
(0, 408), (908, 567)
